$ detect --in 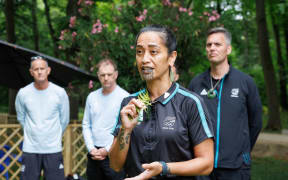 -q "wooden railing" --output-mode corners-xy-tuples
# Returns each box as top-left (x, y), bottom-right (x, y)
(0, 124), (87, 179)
